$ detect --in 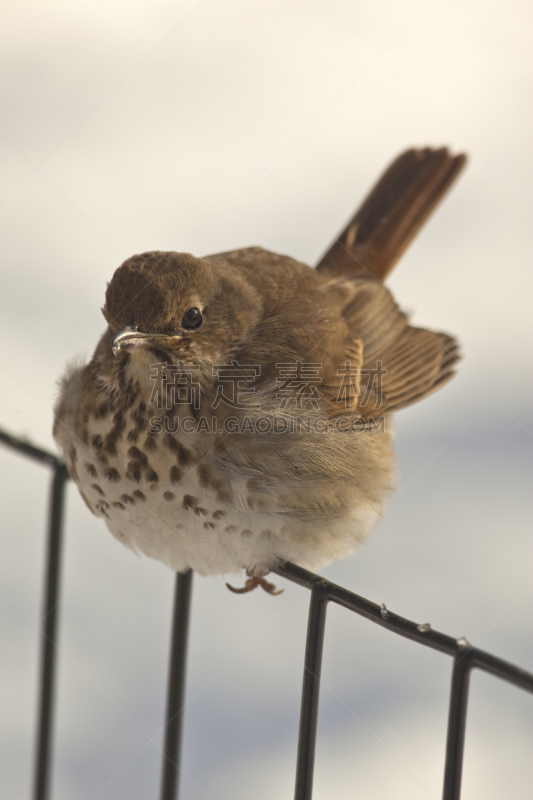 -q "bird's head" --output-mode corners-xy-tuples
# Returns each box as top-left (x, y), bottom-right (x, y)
(102, 251), (262, 368)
